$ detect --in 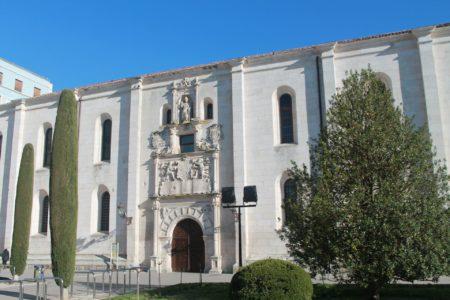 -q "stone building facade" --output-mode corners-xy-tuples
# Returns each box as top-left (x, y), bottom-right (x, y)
(0, 24), (449, 273)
